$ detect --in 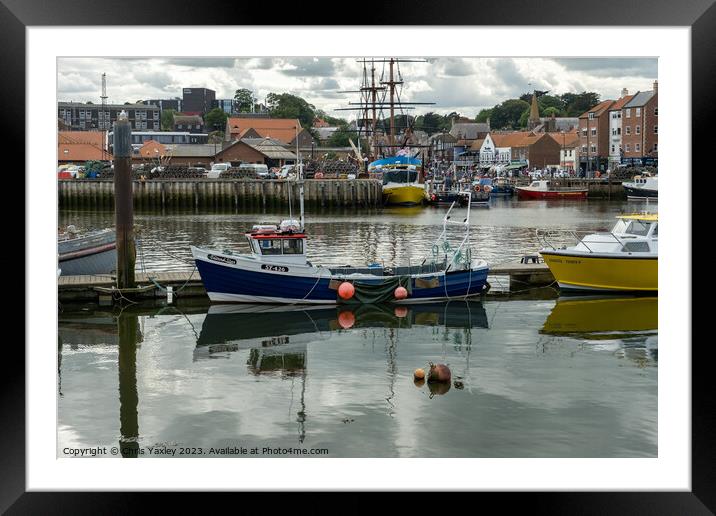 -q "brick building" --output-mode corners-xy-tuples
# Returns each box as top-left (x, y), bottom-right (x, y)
(621, 81), (658, 166)
(58, 131), (112, 163)
(578, 99), (615, 176)
(224, 117), (315, 148)
(214, 138), (297, 168)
